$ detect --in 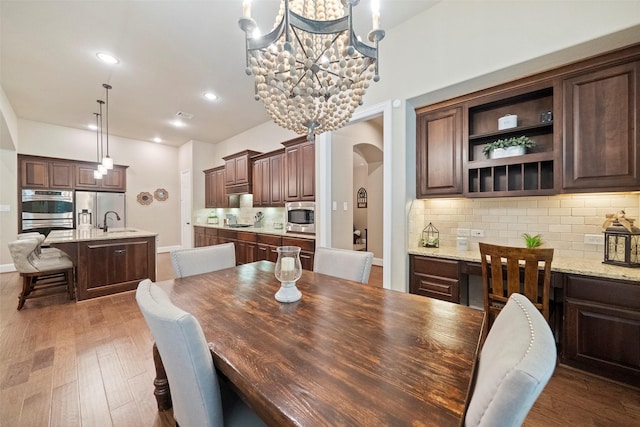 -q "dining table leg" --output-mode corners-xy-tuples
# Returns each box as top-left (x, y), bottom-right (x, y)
(153, 343), (172, 410)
